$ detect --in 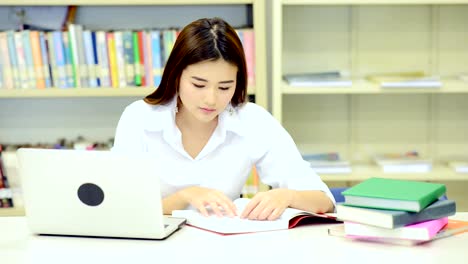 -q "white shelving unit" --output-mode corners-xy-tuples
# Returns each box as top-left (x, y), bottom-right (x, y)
(272, 0), (468, 183)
